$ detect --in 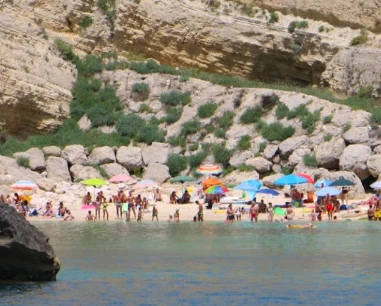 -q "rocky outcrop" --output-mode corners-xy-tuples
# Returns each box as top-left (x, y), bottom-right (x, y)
(87, 146), (116, 165)
(142, 163), (170, 184)
(61, 145), (87, 165)
(142, 143), (170, 165)
(69, 164), (101, 181)
(46, 156), (71, 182)
(0, 203), (61, 281)
(116, 146), (143, 171)
(100, 163), (129, 178)
(315, 138), (346, 170)
(339, 144), (371, 180)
